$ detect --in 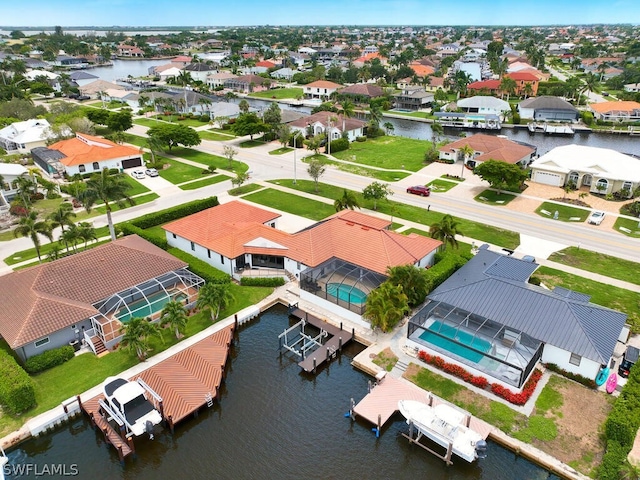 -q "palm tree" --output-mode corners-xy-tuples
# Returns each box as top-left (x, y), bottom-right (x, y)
(459, 144), (474, 177)
(580, 72), (600, 105)
(431, 121), (444, 143)
(80, 168), (133, 241)
(383, 122), (394, 135)
(15, 175), (35, 207)
(60, 224), (81, 253)
(363, 282), (409, 332)
(160, 300), (189, 339)
(429, 214), (463, 250)
(369, 104), (383, 126)
(337, 99), (355, 134)
(48, 202), (76, 251)
(13, 210), (53, 262)
(334, 189), (361, 212)
(196, 283), (234, 322)
(144, 136), (164, 168)
(499, 76), (517, 101)
(77, 222), (97, 250)
(386, 264), (428, 307)
(120, 316), (162, 361)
